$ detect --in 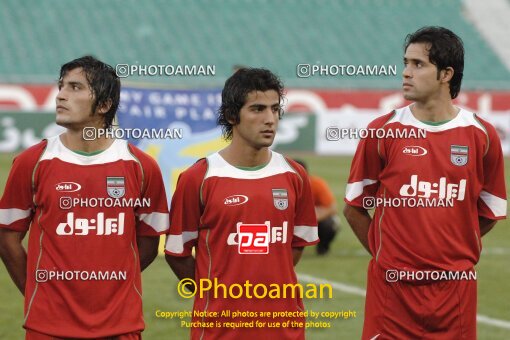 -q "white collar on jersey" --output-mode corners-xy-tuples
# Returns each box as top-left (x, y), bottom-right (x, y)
(205, 151), (297, 180)
(40, 135), (137, 165)
(388, 105), (486, 134)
